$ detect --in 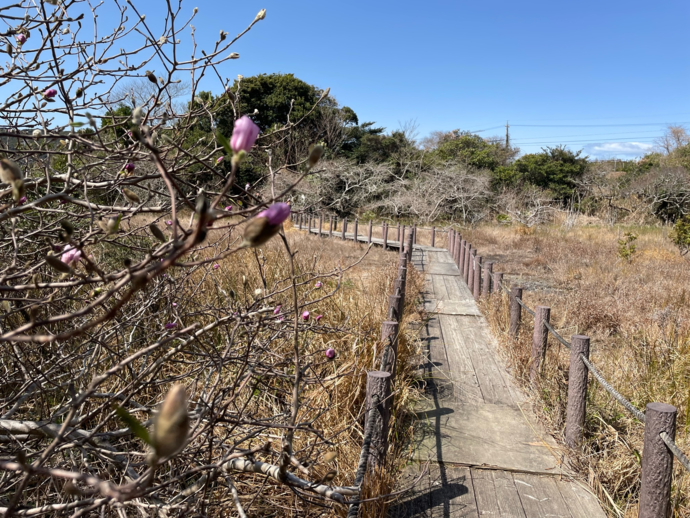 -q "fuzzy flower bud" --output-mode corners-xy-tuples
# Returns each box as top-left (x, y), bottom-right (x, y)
(315, 314), (323, 322)
(216, 156), (224, 164)
(241, 203), (291, 248)
(254, 9), (266, 22)
(325, 348), (336, 359)
(230, 116), (260, 153)
(302, 311), (310, 321)
(224, 205), (233, 211)
(44, 88), (57, 99)
(273, 305), (282, 315)
(61, 245), (82, 265)
(152, 384), (189, 460)
(213, 263), (219, 269)
(16, 34), (26, 44)
(123, 162), (135, 173)
(314, 281), (322, 289)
